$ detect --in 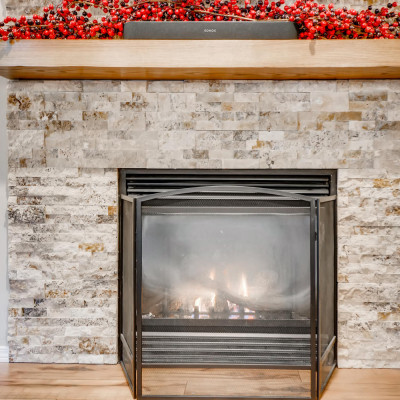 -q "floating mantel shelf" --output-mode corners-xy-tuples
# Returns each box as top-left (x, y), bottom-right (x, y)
(0, 40), (400, 80)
